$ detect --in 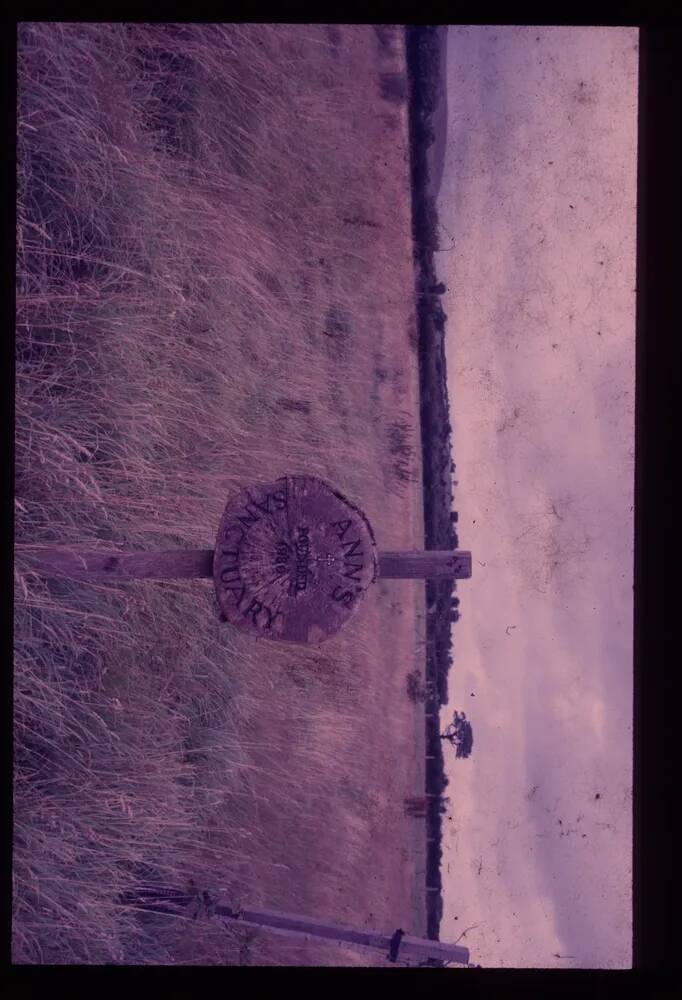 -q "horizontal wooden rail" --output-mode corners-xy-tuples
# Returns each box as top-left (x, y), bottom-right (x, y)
(226, 905), (470, 965)
(119, 889), (471, 965)
(377, 550), (471, 579)
(15, 547), (472, 581)
(15, 546), (215, 581)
